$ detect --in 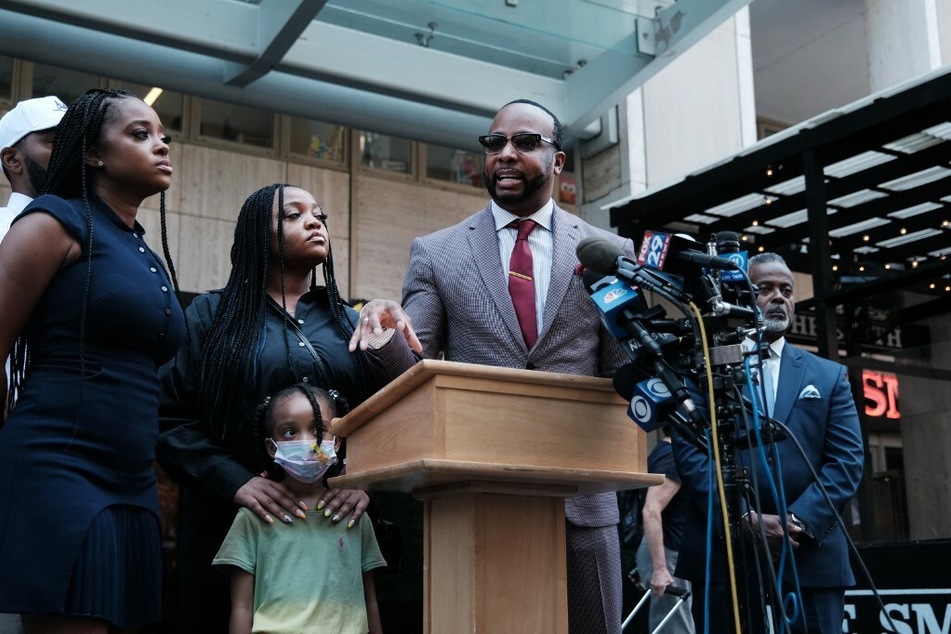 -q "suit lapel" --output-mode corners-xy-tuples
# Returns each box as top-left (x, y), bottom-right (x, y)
(540, 206), (580, 341)
(773, 344), (805, 422)
(468, 205), (526, 349)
